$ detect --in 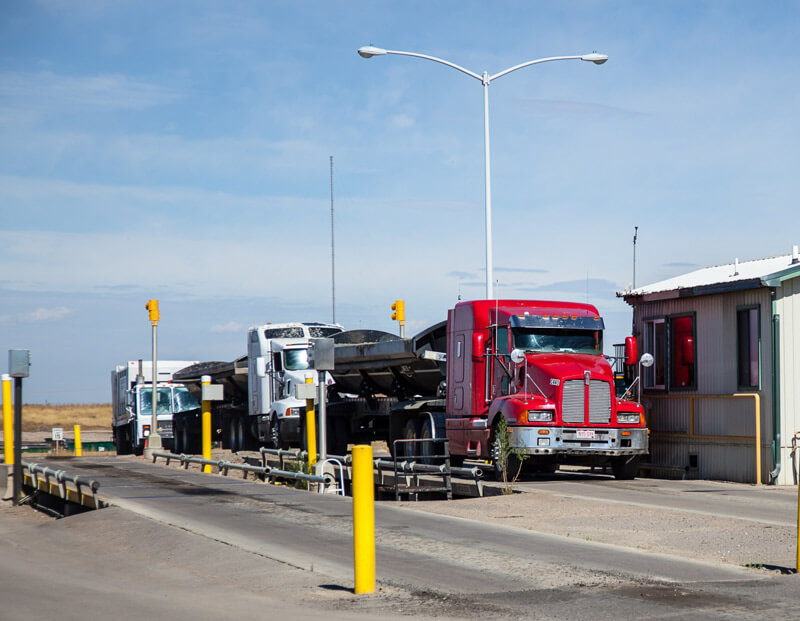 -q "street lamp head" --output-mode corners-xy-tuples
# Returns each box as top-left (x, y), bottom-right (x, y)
(581, 52), (608, 65)
(358, 45), (387, 59)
